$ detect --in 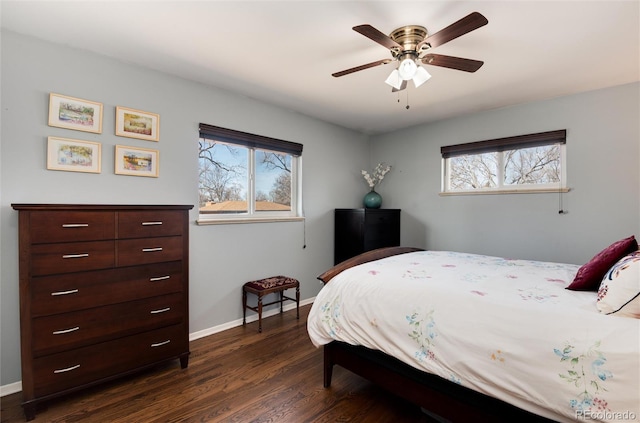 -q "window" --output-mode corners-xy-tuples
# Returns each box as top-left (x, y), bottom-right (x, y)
(198, 124), (303, 223)
(441, 130), (567, 194)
